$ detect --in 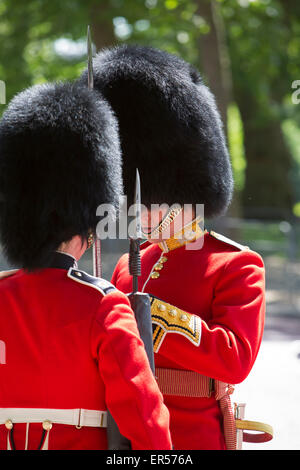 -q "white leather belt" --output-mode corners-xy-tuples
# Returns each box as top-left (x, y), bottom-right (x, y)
(0, 408), (107, 428)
